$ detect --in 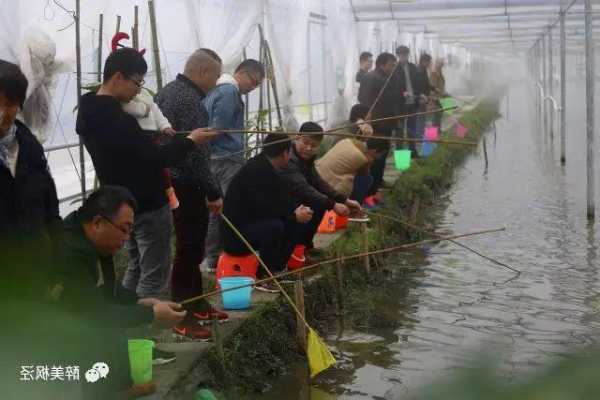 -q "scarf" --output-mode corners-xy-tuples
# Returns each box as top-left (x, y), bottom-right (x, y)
(0, 123), (17, 168)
